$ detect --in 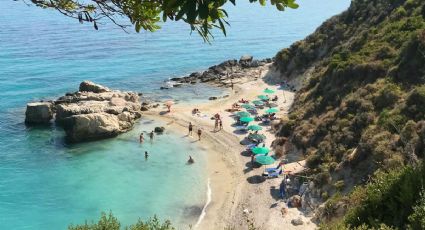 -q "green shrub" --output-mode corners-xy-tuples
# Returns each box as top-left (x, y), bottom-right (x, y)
(407, 189), (425, 230)
(68, 212), (174, 230)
